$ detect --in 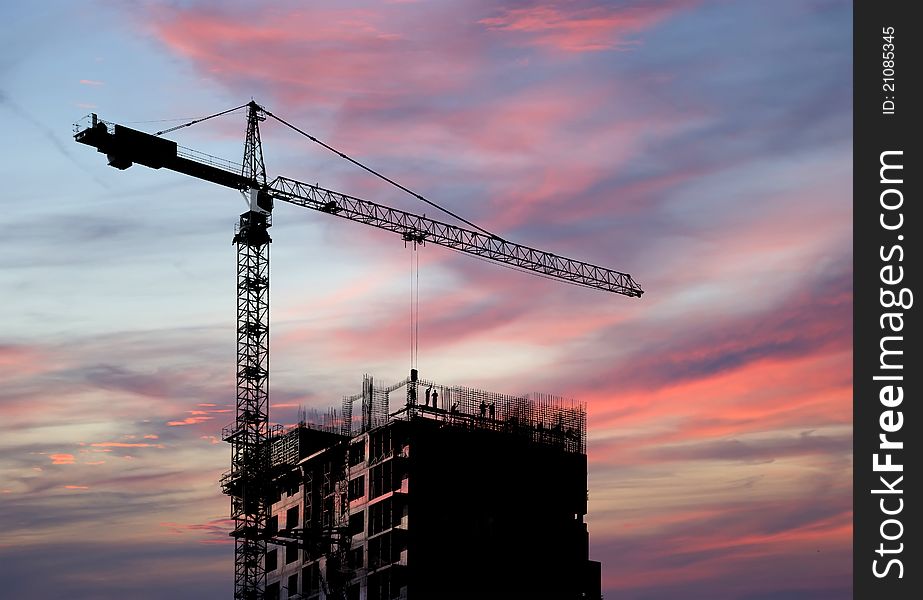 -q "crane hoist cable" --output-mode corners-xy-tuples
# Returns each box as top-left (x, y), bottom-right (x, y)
(416, 249), (420, 369)
(406, 234), (422, 372)
(415, 244), (420, 370)
(410, 244), (420, 370)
